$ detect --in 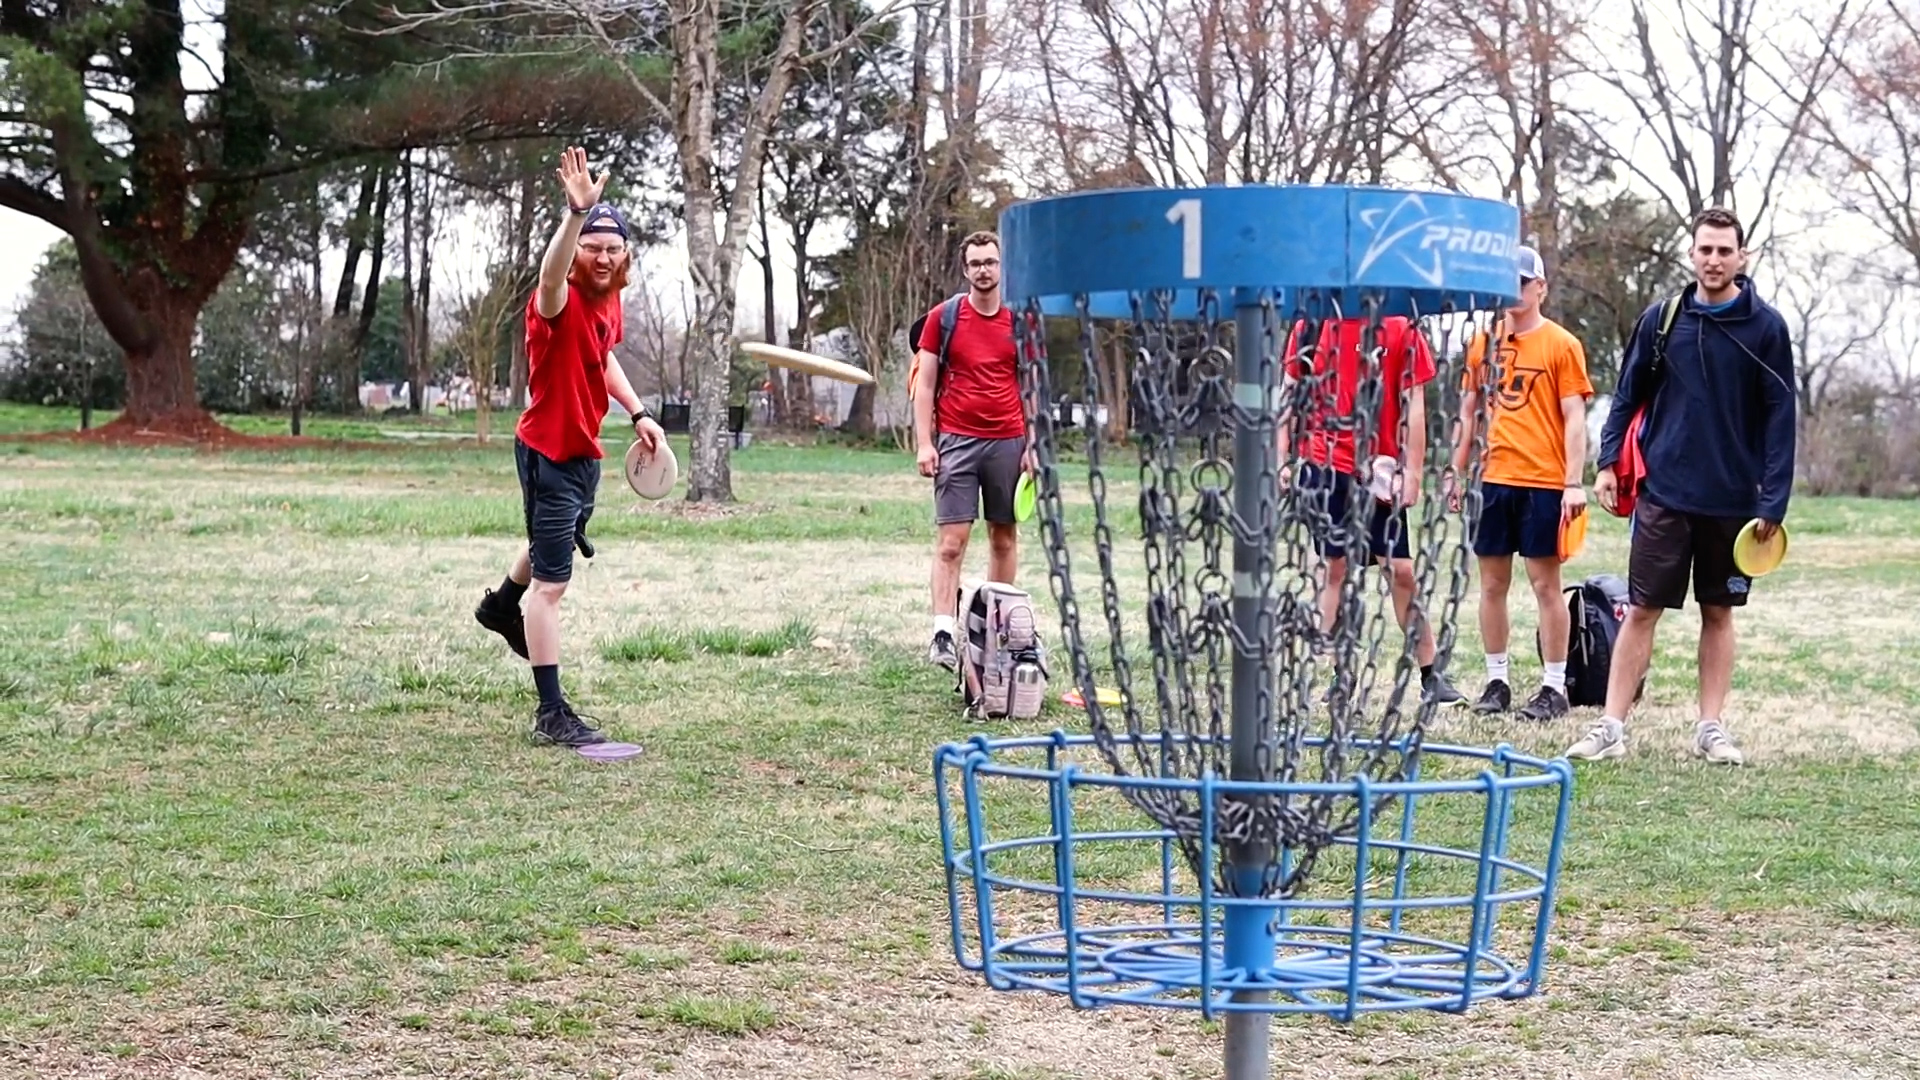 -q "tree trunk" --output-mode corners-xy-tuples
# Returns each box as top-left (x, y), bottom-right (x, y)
(415, 159), (437, 415)
(667, 0), (821, 501)
(510, 171), (537, 409)
(117, 296), (205, 430)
